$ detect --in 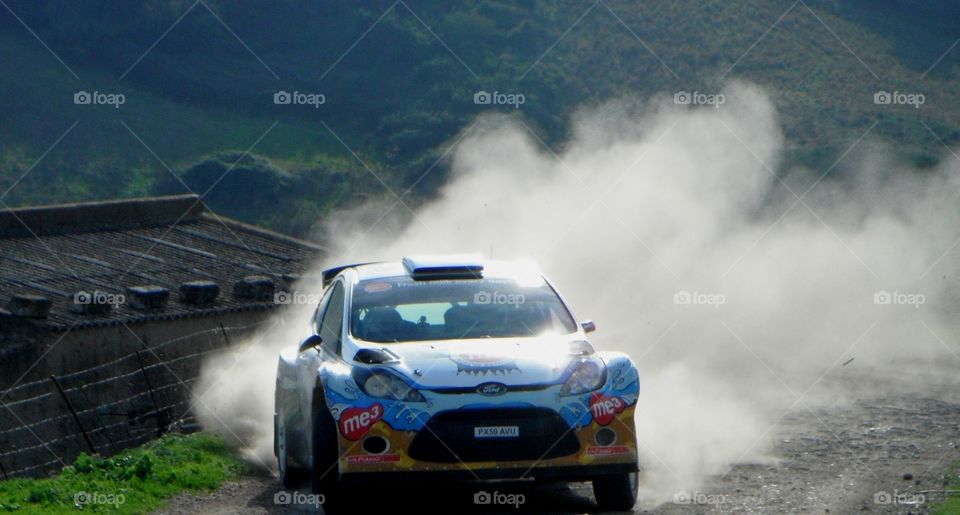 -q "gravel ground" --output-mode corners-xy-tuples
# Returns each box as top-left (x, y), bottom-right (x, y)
(157, 386), (959, 514)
